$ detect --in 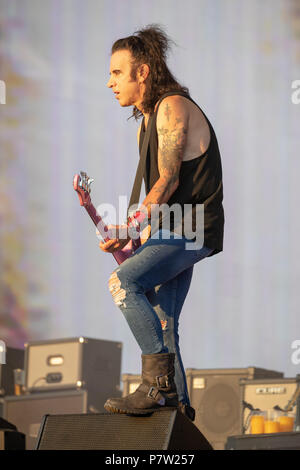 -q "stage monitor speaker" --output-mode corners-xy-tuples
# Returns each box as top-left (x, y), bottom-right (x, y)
(0, 430), (25, 450)
(35, 410), (213, 450)
(240, 377), (298, 433)
(3, 389), (87, 449)
(24, 337), (122, 412)
(225, 431), (300, 450)
(0, 347), (24, 397)
(186, 367), (284, 450)
(0, 417), (26, 450)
